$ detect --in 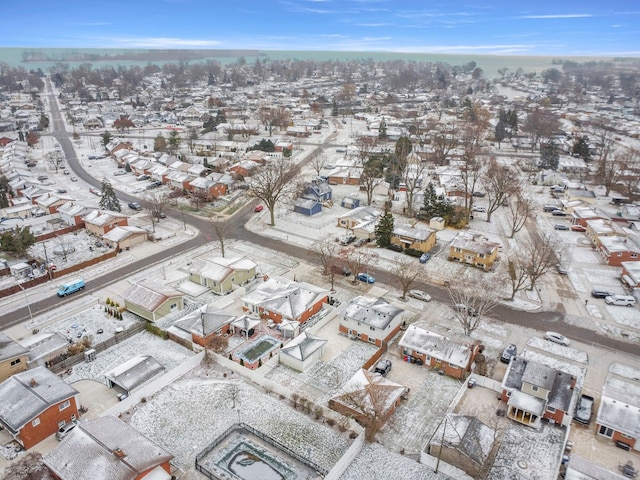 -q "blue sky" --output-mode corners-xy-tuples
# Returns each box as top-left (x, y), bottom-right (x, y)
(3, 1), (640, 56)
